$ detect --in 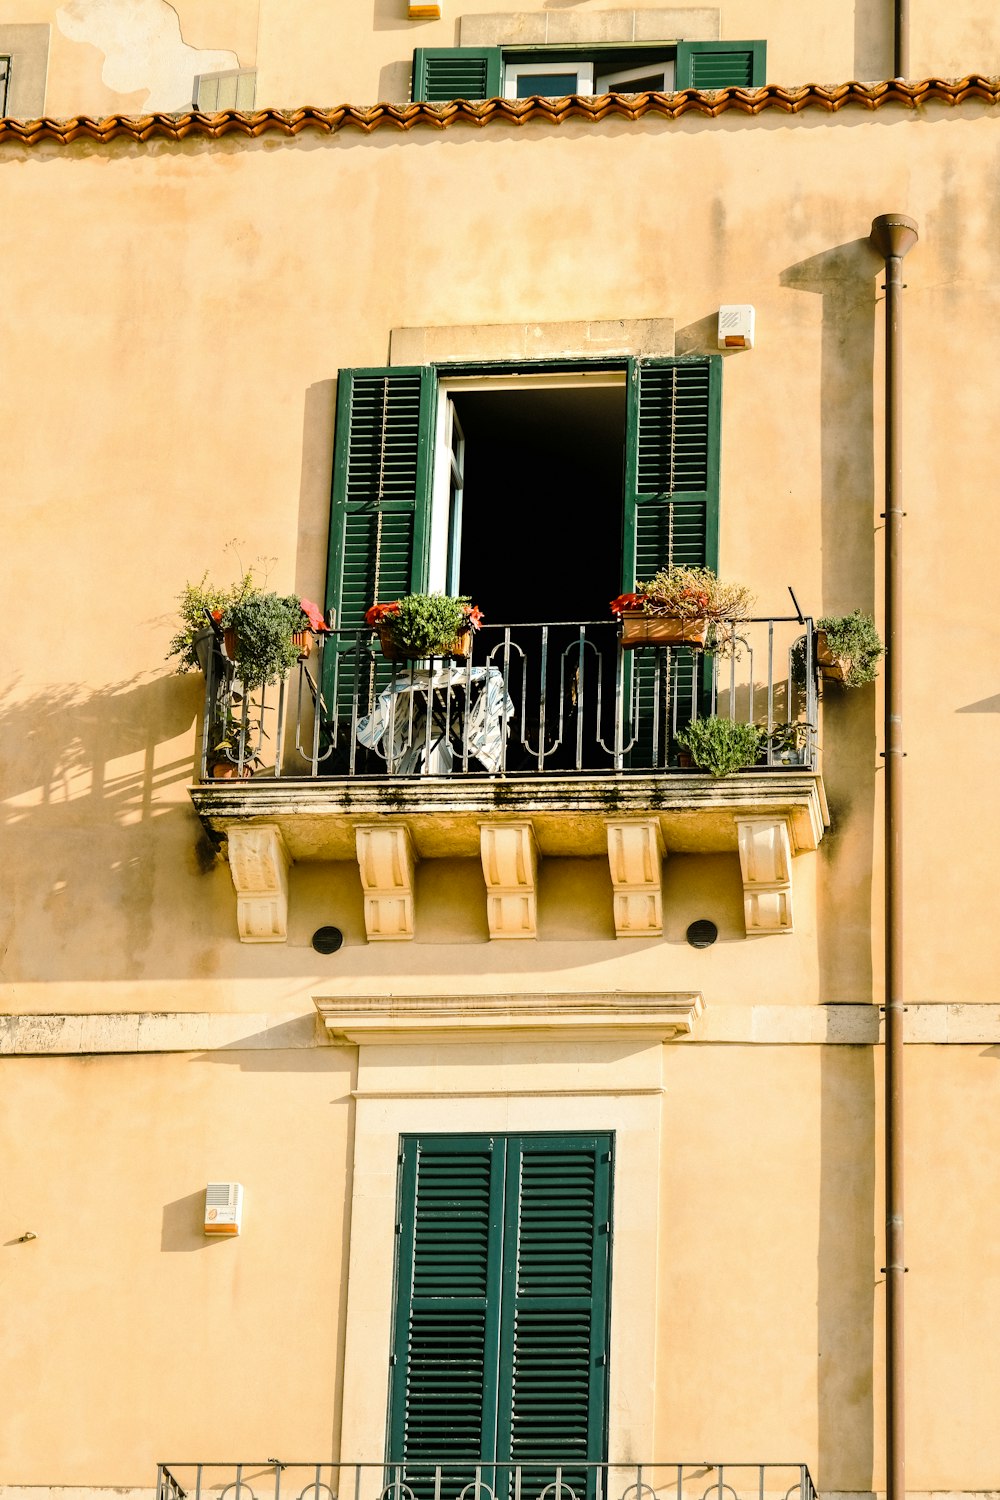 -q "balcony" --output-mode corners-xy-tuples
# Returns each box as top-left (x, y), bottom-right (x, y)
(188, 619), (828, 943)
(157, 1462), (819, 1500)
